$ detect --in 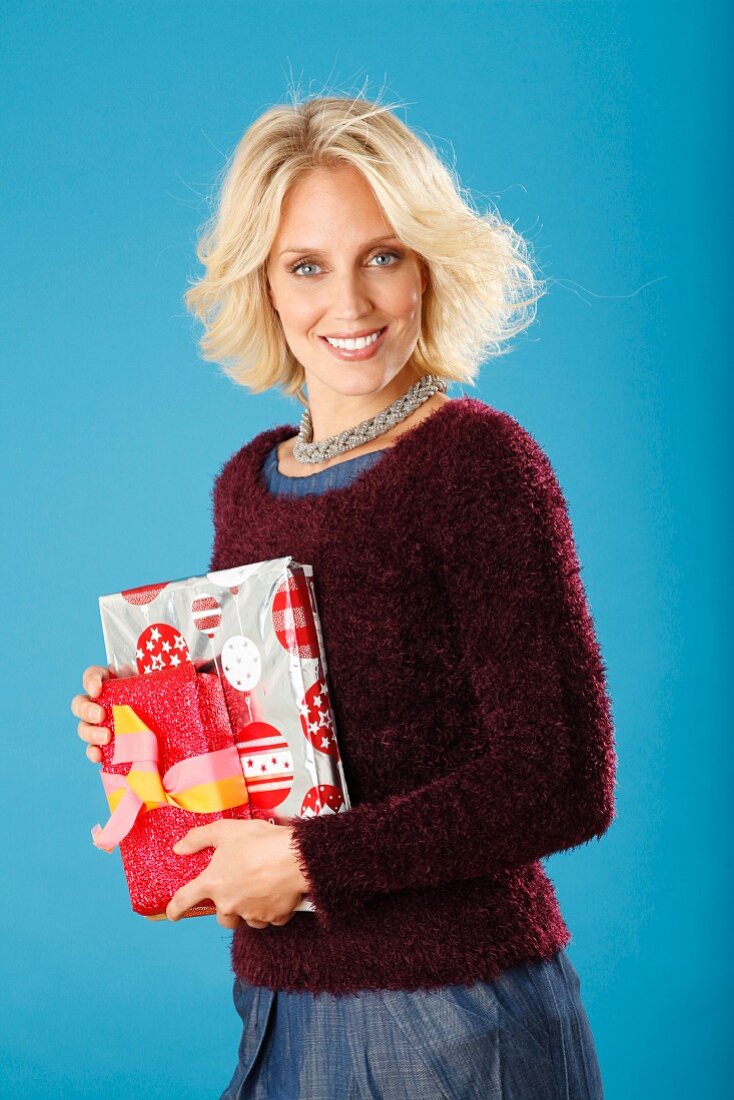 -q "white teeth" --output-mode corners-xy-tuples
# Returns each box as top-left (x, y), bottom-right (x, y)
(324, 328), (383, 350)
